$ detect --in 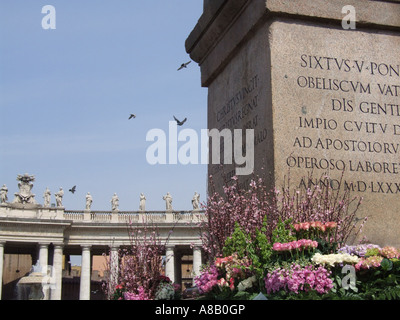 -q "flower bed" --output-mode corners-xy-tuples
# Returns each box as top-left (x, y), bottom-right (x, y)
(194, 220), (400, 300)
